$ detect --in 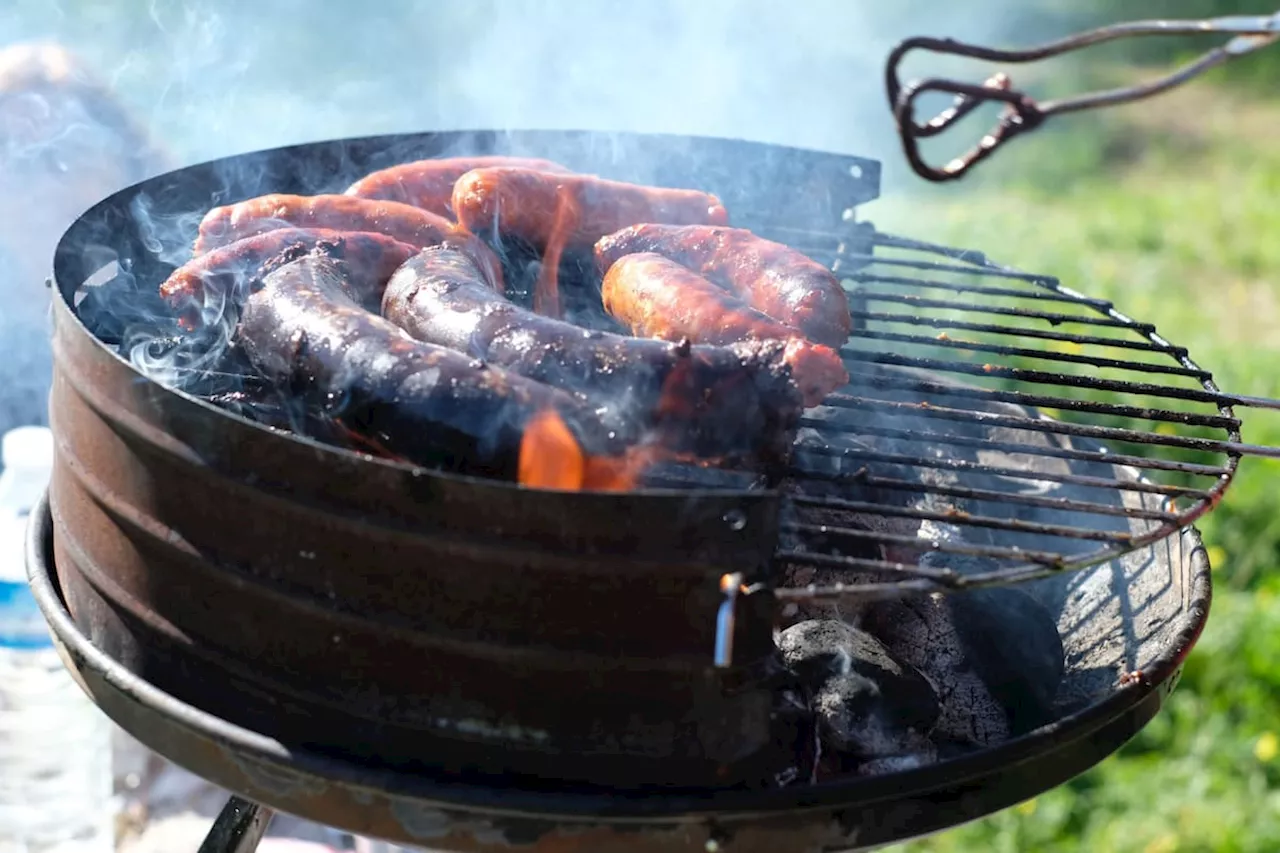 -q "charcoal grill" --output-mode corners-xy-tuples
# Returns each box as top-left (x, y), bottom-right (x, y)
(29, 124), (1280, 852)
